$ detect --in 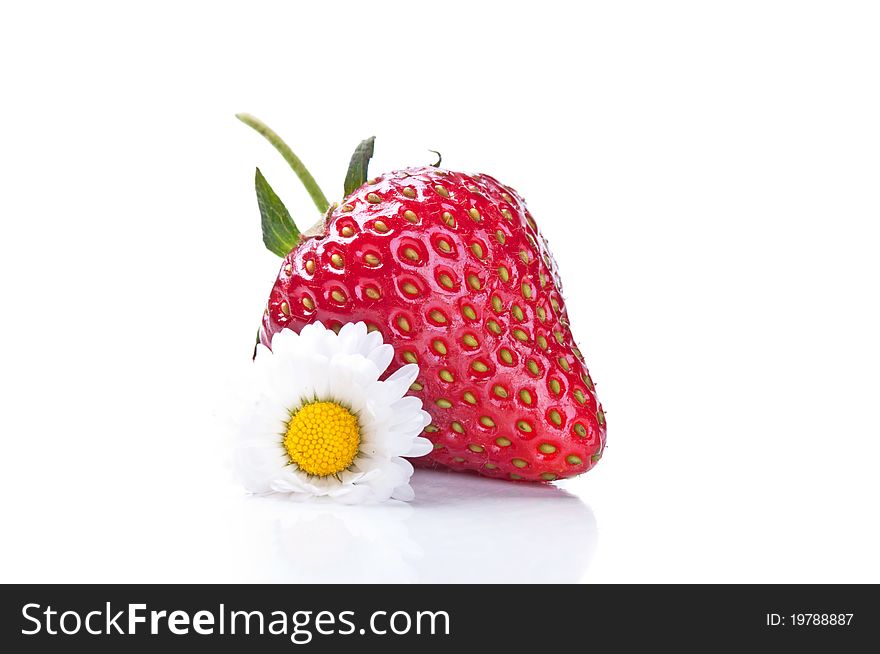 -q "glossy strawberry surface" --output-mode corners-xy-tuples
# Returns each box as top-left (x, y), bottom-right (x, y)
(261, 167), (605, 481)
